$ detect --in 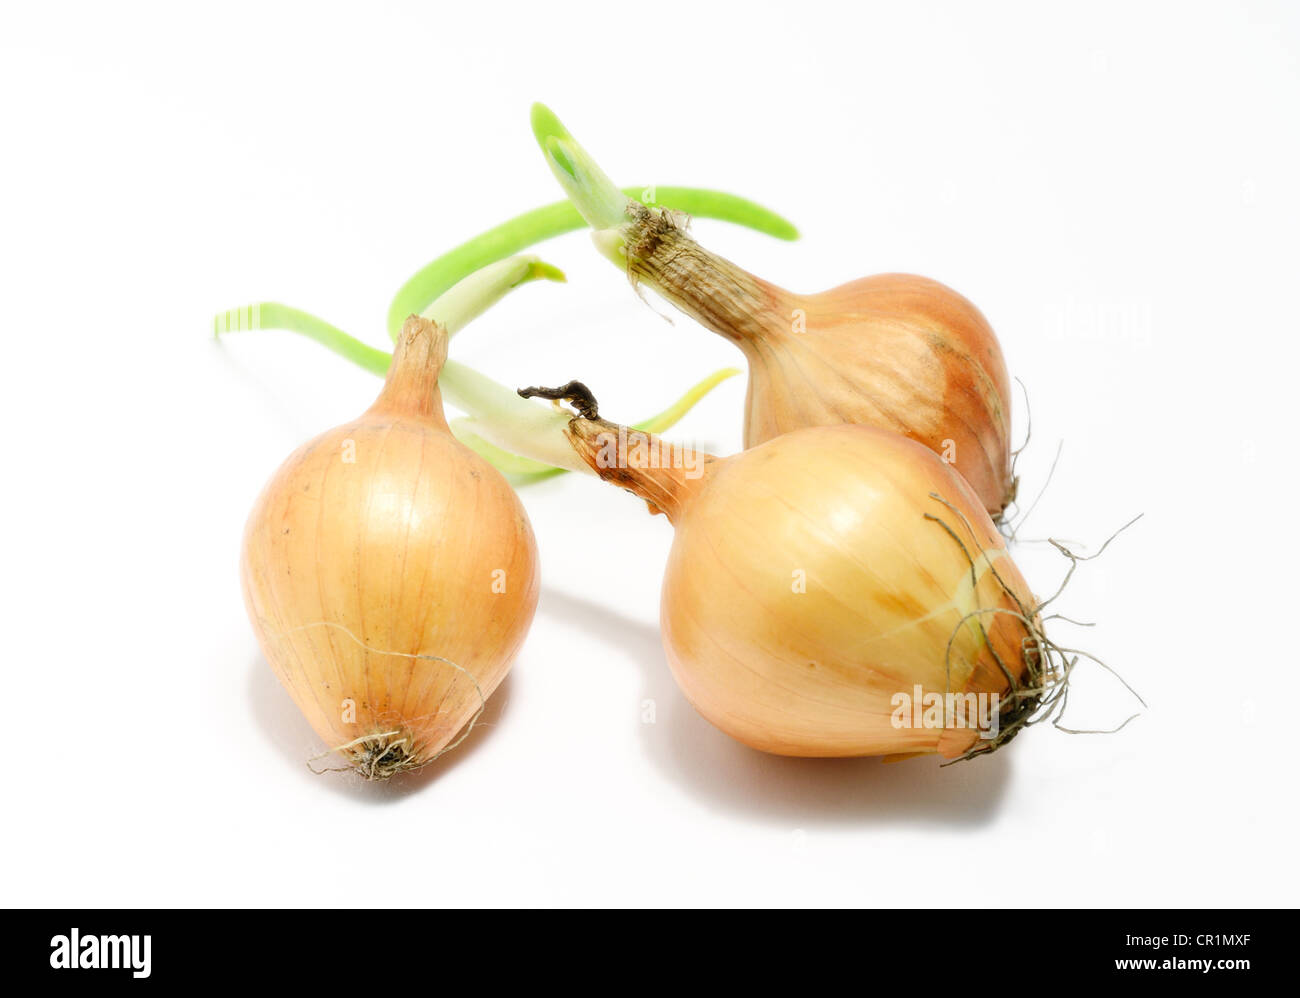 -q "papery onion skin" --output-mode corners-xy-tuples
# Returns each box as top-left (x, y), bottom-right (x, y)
(241, 317), (539, 778)
(566, 419), (1038, 759)
(601, 206), (1016, 519)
